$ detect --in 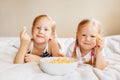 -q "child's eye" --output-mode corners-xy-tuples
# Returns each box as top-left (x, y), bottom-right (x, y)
(35, 27), (40, 29)
(91, 36), (95, 38)
(82, 34), (86, 36)
(37, 27), (40, 29)
(44, 28), (48, 31)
